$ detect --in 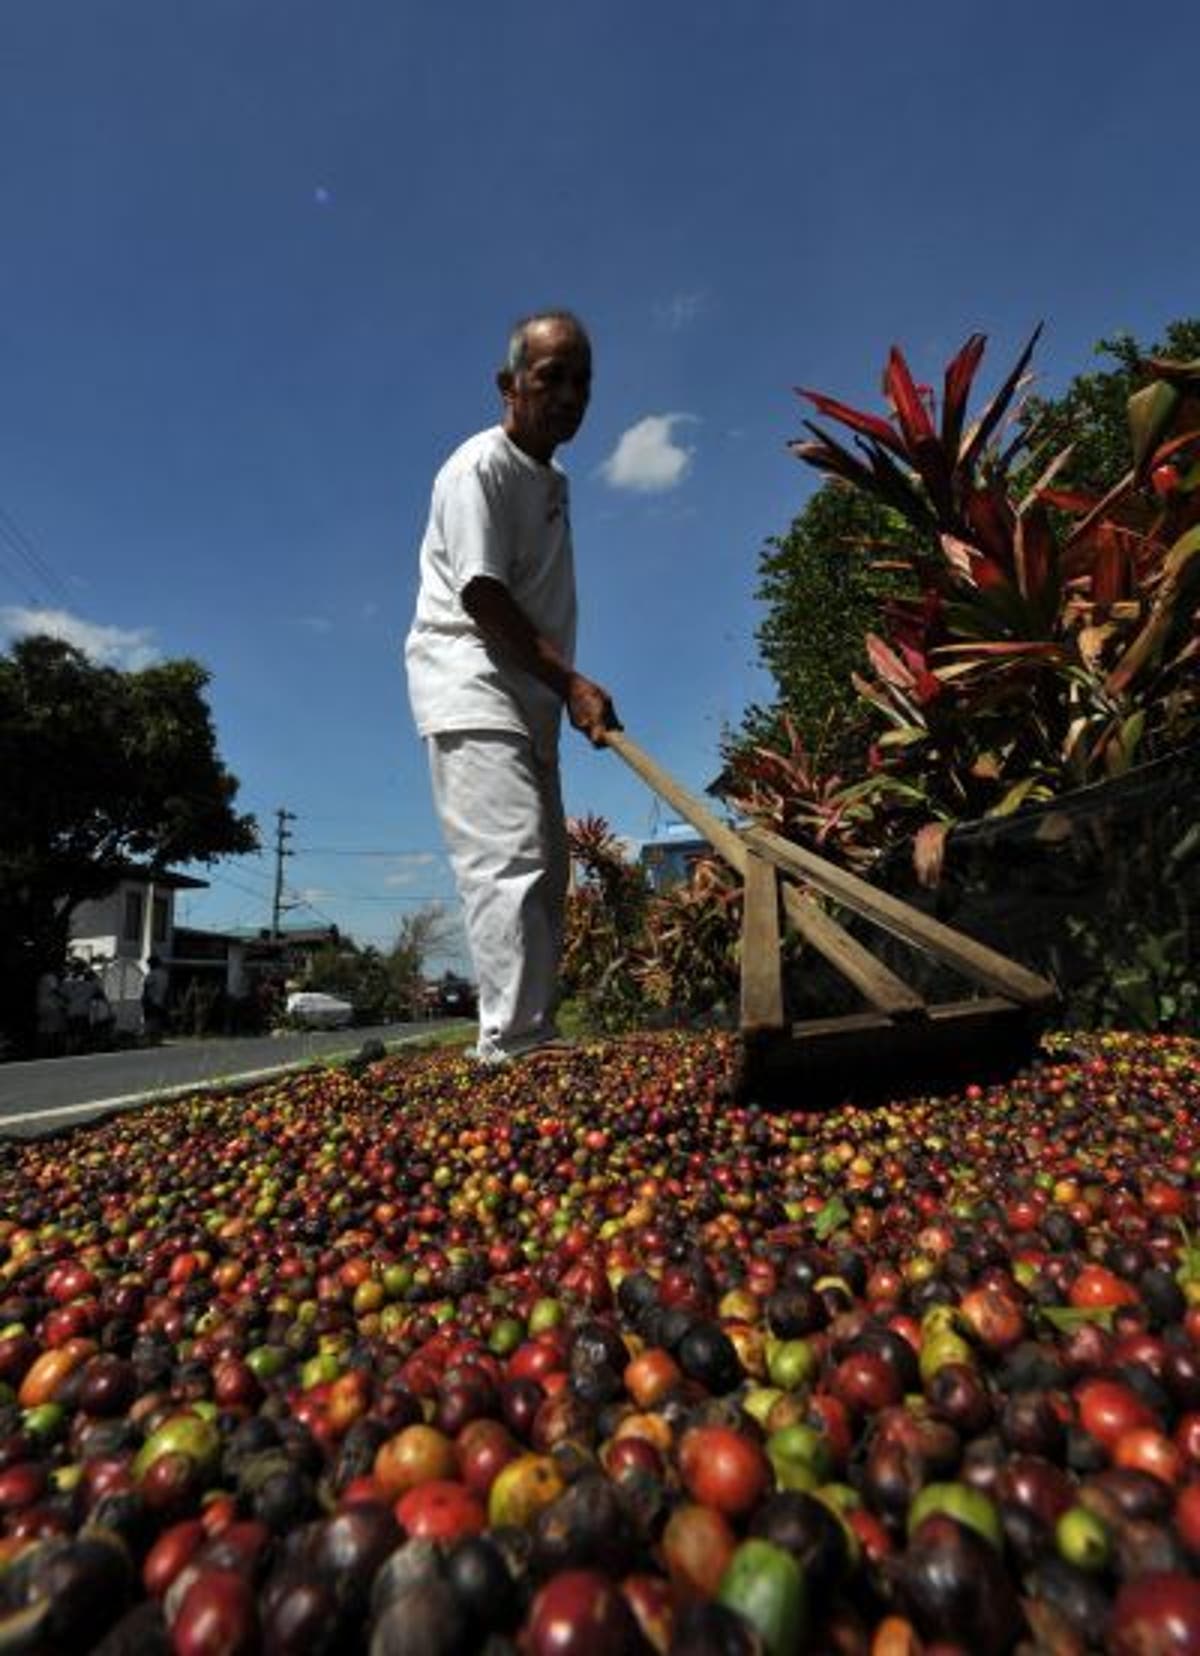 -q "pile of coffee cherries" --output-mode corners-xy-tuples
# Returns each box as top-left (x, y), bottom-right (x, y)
(0, 1029), (1199, 1652)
